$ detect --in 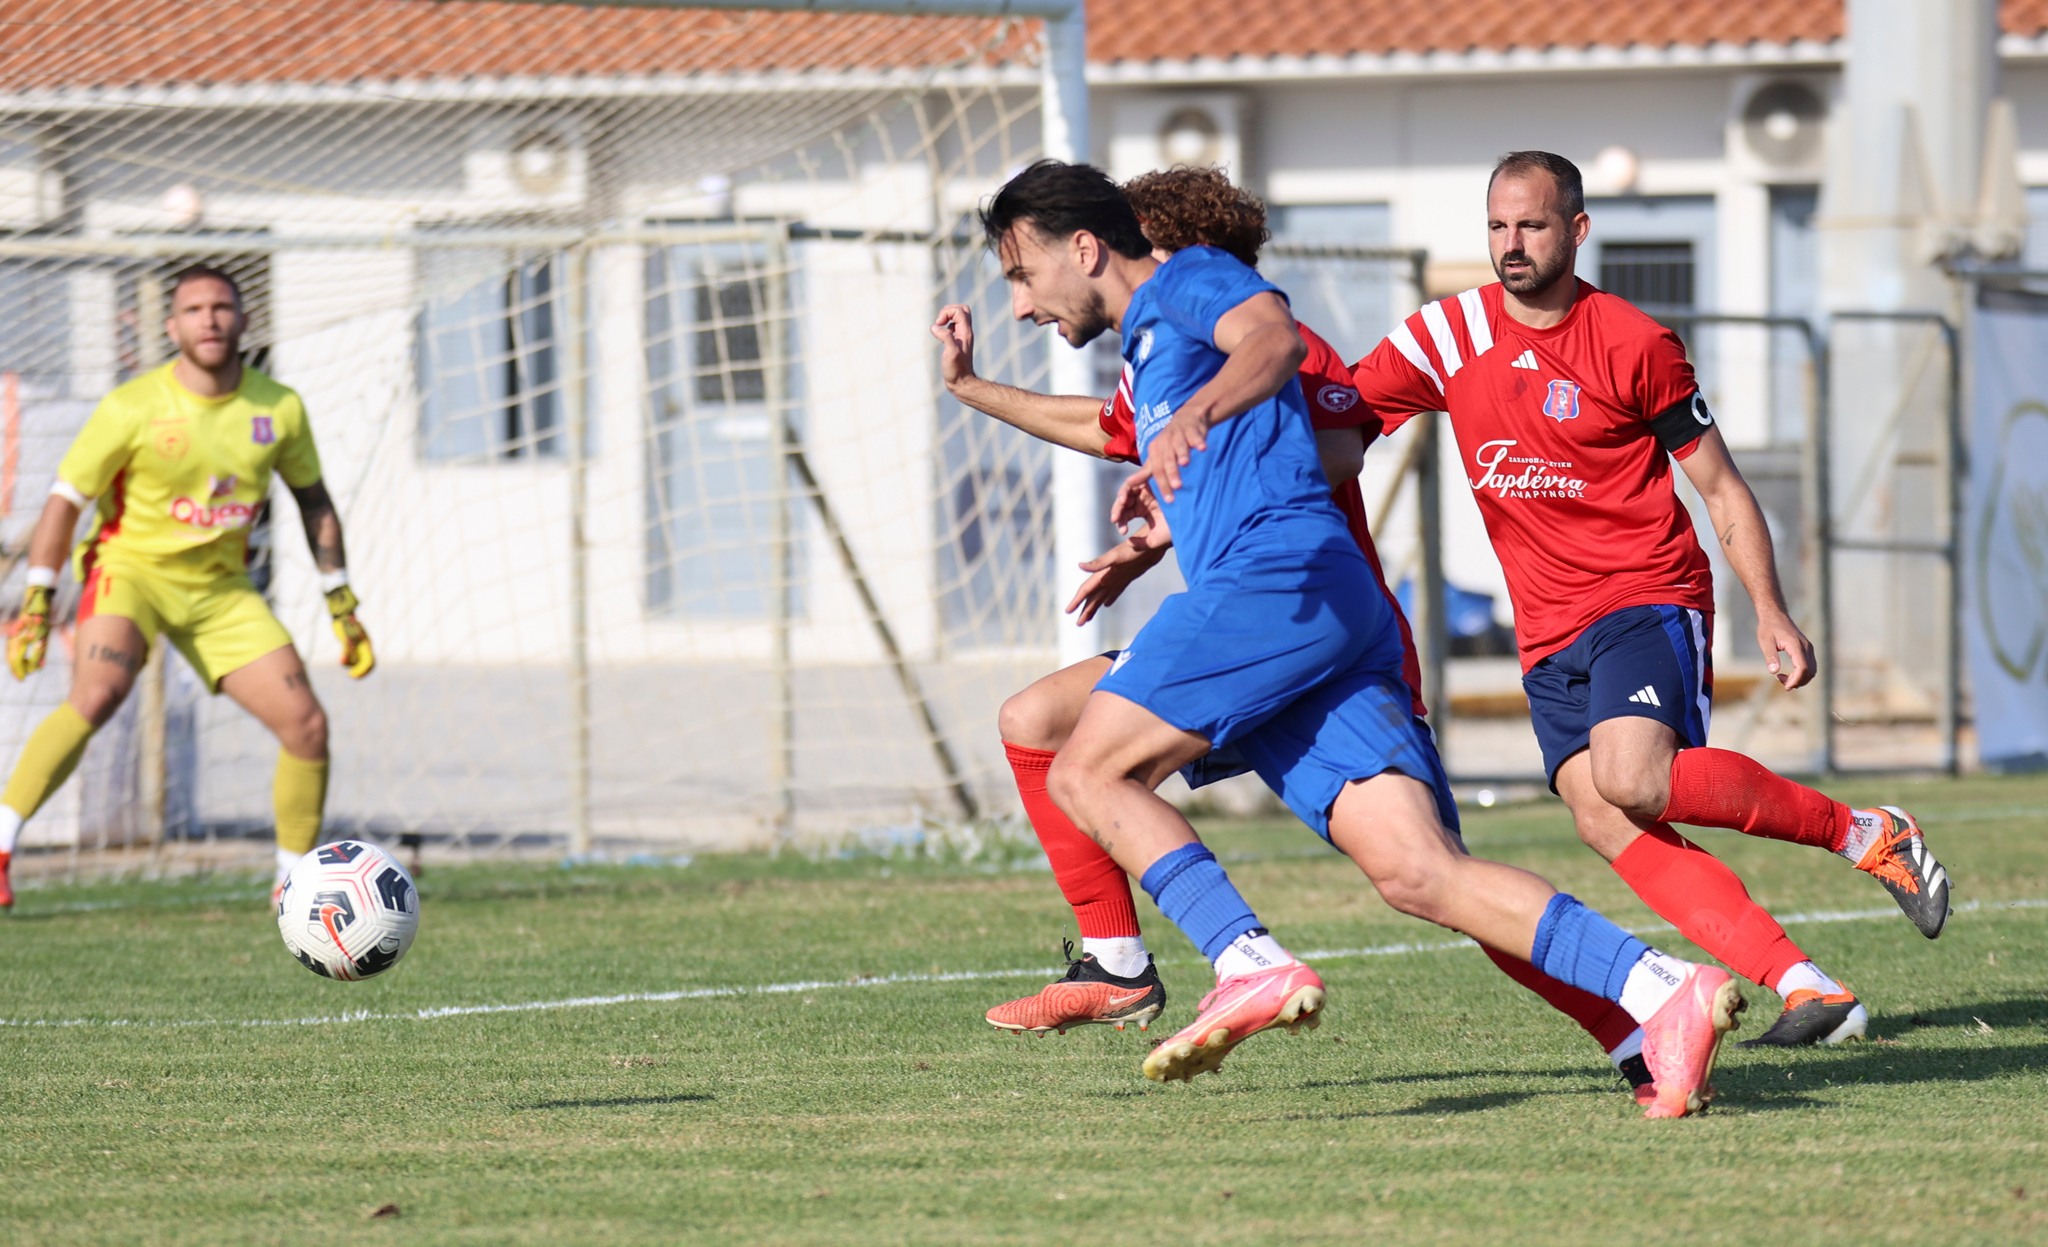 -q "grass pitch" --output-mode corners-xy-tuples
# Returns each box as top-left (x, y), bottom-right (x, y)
(4, 773), (2047, 1245)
